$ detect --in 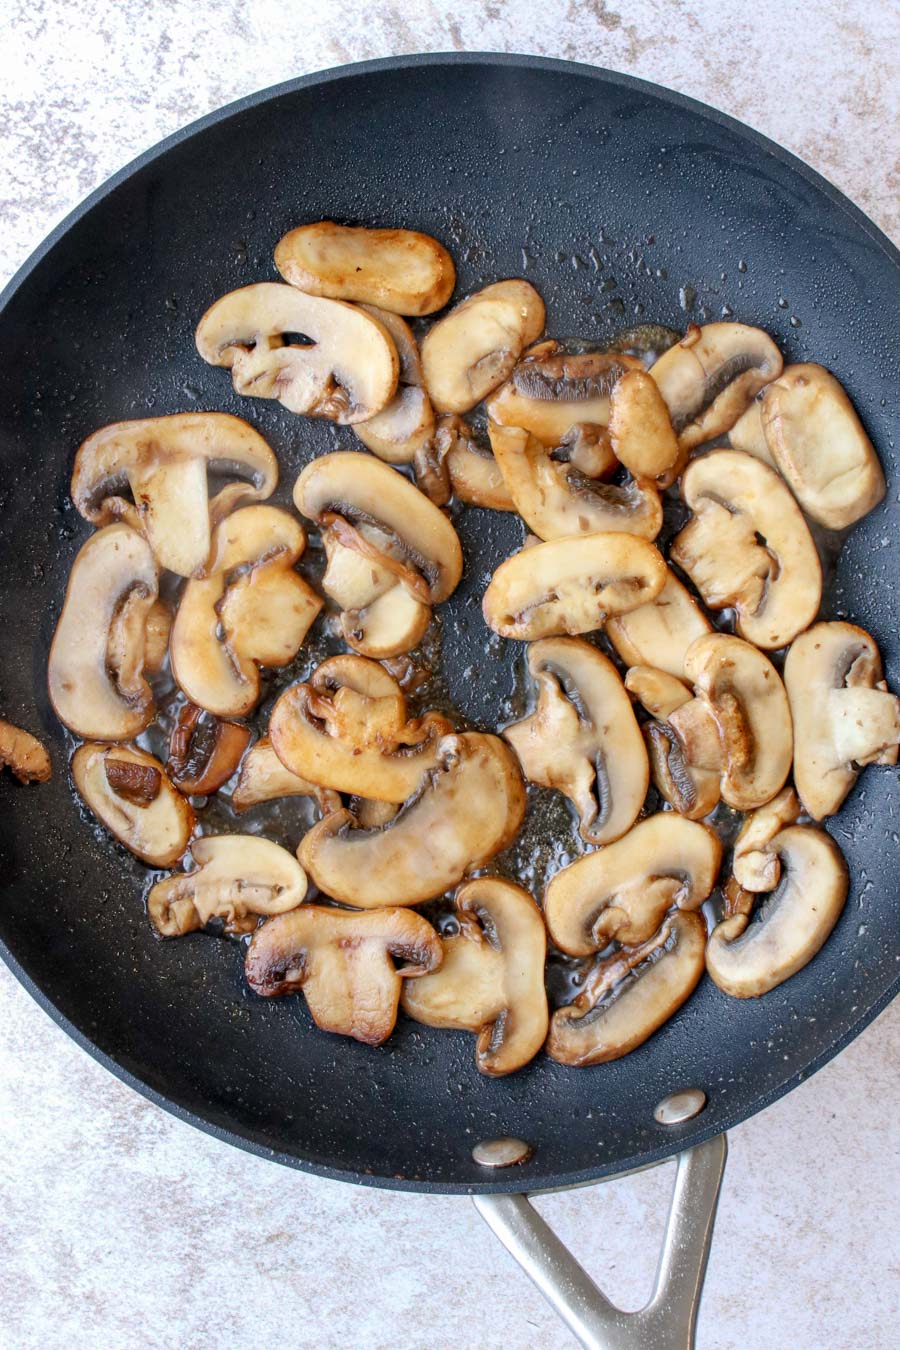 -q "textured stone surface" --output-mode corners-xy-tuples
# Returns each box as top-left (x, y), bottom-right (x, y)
(0, 3), (898, 1348)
